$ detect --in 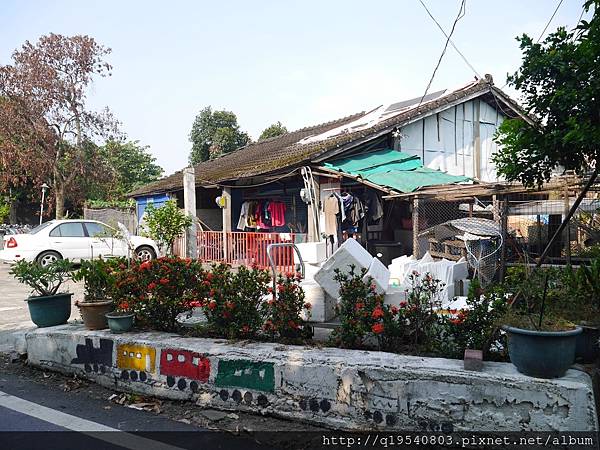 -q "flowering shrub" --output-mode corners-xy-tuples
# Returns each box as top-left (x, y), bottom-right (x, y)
(262, 272), (312, 339)
(330, 265), (390, 348)
(434, 279), (508, 359)
(331, 266), (447, 352)
(200, 264), (271, 338)
(114, 257), (208, 332)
